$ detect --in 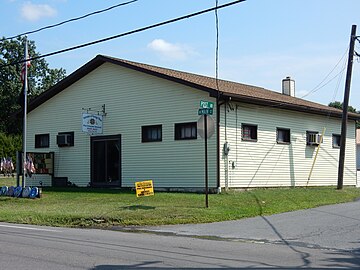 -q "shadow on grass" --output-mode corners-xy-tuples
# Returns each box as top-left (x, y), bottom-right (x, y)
(43, 187), (134, 195)
(120, 205), (156, 210)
